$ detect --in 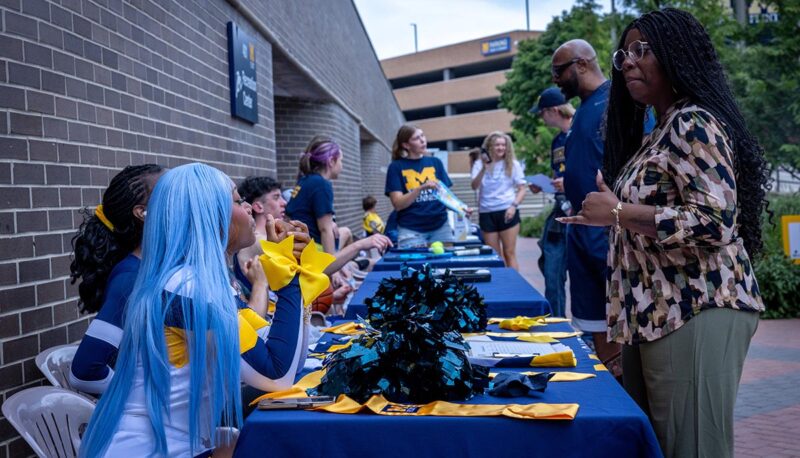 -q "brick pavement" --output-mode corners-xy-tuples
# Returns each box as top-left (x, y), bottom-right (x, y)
(515, 236), (800, 457)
